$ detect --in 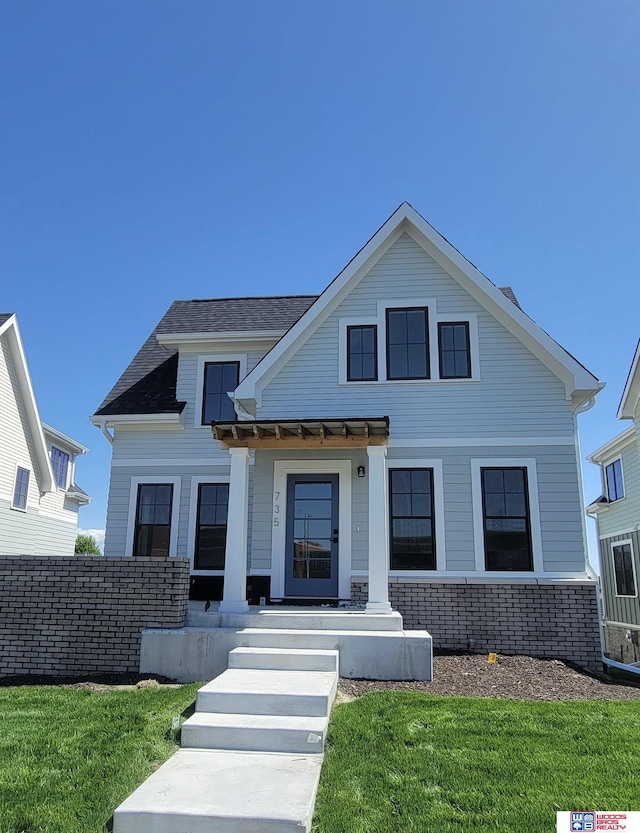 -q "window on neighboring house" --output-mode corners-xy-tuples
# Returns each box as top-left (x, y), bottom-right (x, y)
(389, 468), (435, 570)
(347, 325), (377, 381)
(438, 322), (471, 379)
(194, 484), (229, 570)
(613, 542), (637, 597)
(202, 362), (240, 424)
(51, 447), (70, 488)
(386, 308), (430, 380)
(605, 459), (624, 502)
(481, 467), (533, 571)
(133, 484), (174, 557)
(12, 467), (30, 510)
